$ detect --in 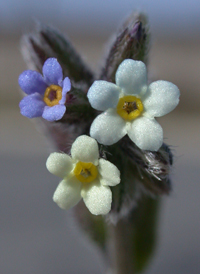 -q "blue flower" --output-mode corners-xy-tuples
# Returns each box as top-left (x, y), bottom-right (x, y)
(19, 58), (71, 121)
